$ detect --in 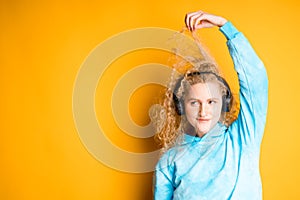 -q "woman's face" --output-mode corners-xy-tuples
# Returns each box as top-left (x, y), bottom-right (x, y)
(184, 81), (223, 137)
